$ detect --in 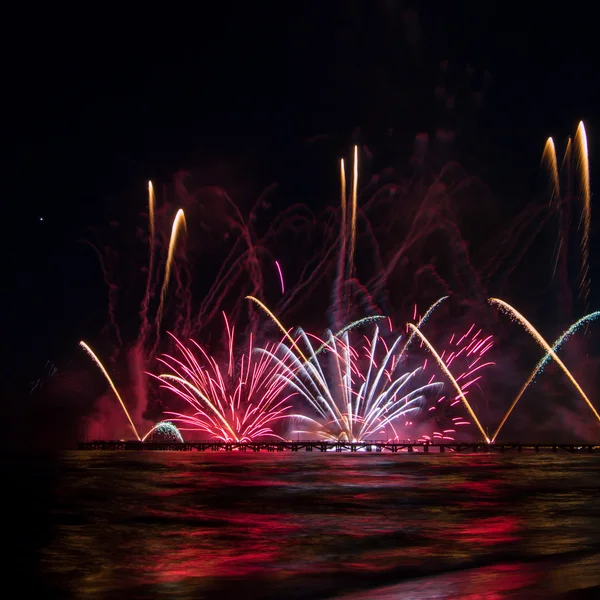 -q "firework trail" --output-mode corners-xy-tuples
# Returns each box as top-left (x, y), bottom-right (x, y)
(535, 312), (600, 378)
(80, 341), (186, 442)
(399, 295), (449, 359)
(84, 174), (340, 438)
(191, 187), (271, 333)
(333, 147), (360, 328)
(491, 310), (600, 442)
(83, 131), (586, 441)
(247, 294), (386, 360)
(29, 360), (58, 395)
(156, 208), (188, 329)
(246, 295), (309, 362)
(137, 181), (156, 346)
(142, 420), (184, 442)
(361, 166), (489, 306)
(335, 157), (348, 325)
(155, 315), (295, 442)
(79, 341), (141, 440)
(275, 260), (285, 294)
(349, 145), (359, 279)
(552, 136), (574, 314)
(407, 324), (490, 442)
(574, 121), (591, 311)
(320, 316), (388, 350)
(544, 138), (562, 283)
(261, 325), (442, 441)
(81, 240), (123, 354)
(542, 137), (560, 206)
(489, 298), (600, 425)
